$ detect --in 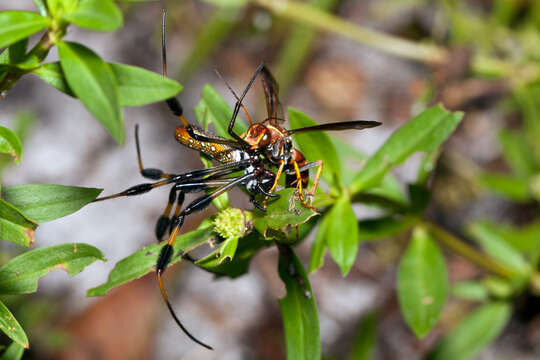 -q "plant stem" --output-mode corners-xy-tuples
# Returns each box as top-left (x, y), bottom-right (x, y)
(255, 0), (449, 64)
(0, 24), (65, 96)
(423, 221), (518, 280)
